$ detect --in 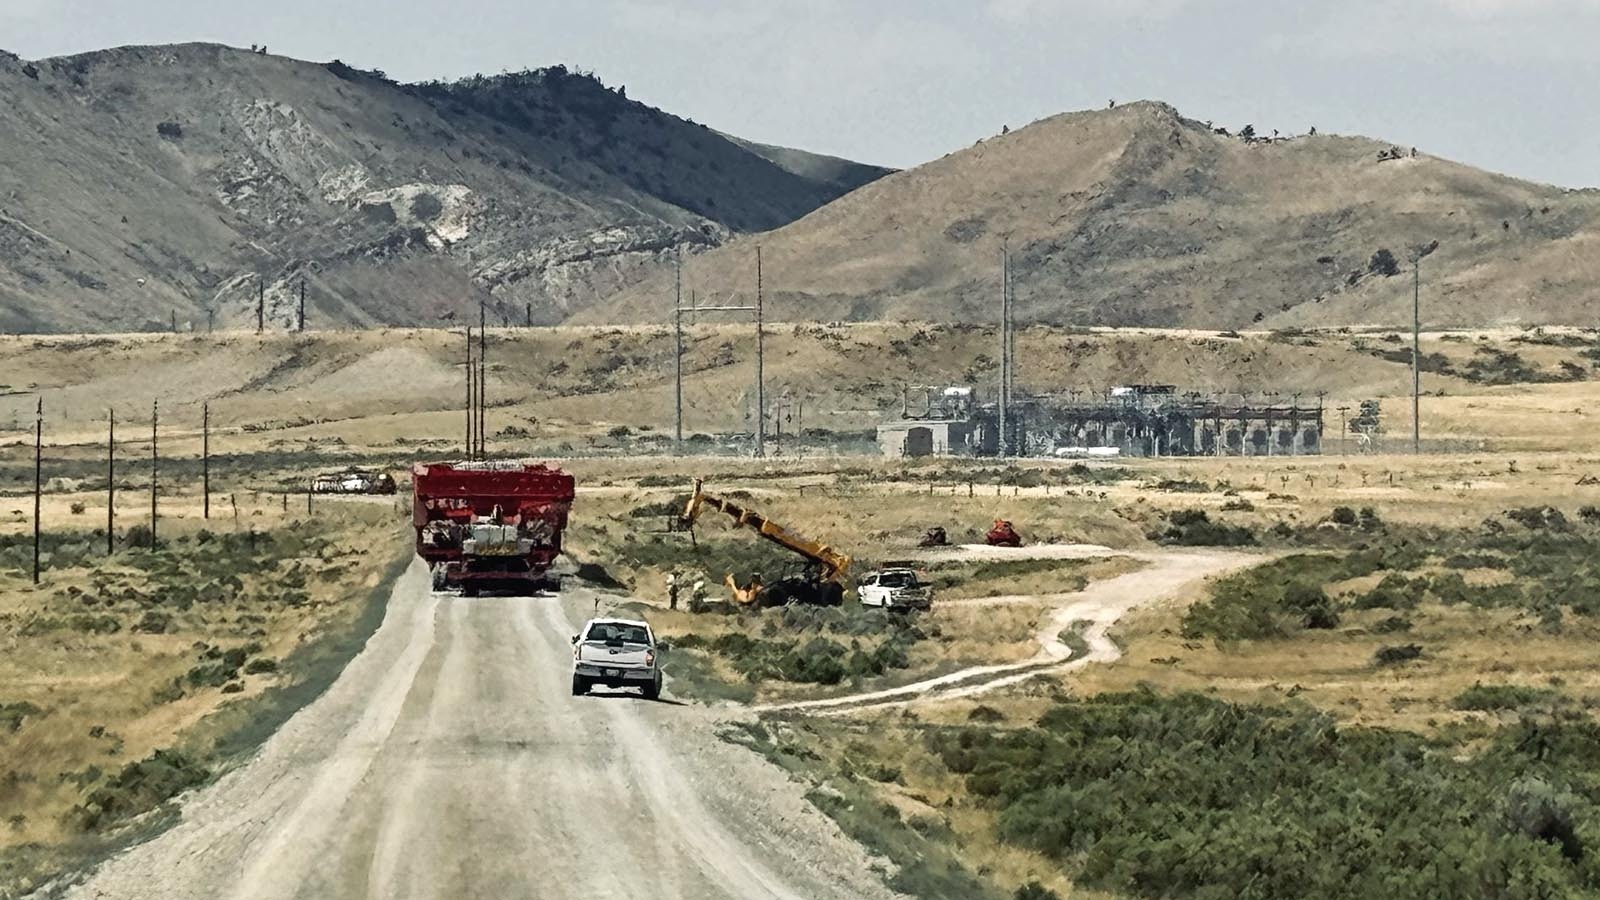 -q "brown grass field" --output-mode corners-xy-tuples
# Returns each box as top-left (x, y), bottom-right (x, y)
(5, 323), (1600, 896)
